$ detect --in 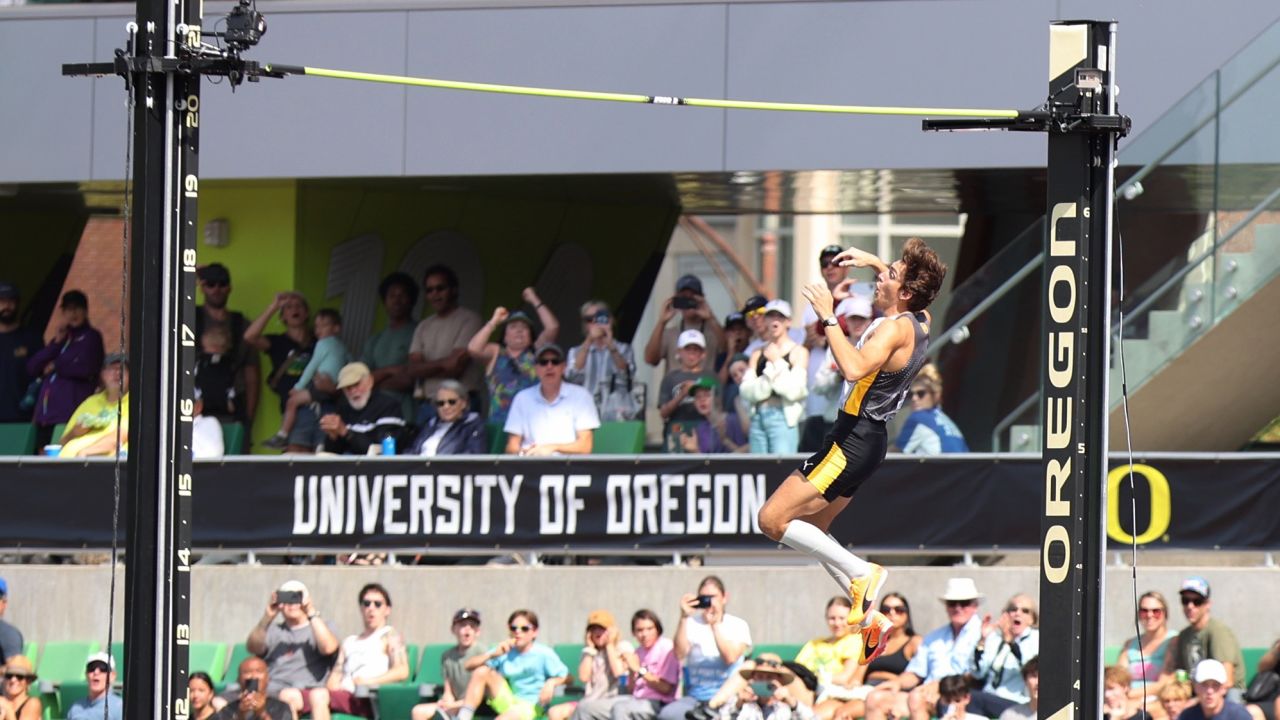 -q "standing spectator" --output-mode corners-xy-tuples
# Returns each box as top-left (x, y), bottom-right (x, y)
(1165, 578), (1246, 702)
(657, 330), (717, 452)
(467, 288), (559, 426)
(409, 265), (484, 423)
(411, 609), (486, 720)
(309, 583), (409, 720)
(263, 309), (350, 449)
(566, 301), (637, 422)
(745, 295), (805, 357)
(196, 325), (240, 422)
(456, 610), (570, 720)
(0, 282), (40, 423)
(548, 610), (634, 720)
(363, 272), (420, 419)
(613, 610), (680, 720)
(504, 344), (600, 456)
(738, 300), (809, 454)
(893, 364), (968, 454)
(0, 579), (22, 665)
(1, 654), (42, 720)
(715, 312), (750, 377)
(1178, 660), (1253, 720)
(644, 274), (723, 374)
(656, 576), (753, 720)
(65, 653), (121, 720)
(968, 594), (1039, 717)
(408, 380), (487, 456)
(27, 290), (104, 451)
(56, 353), (128, 458)
(195, 264), (260, 440)
(211, 657), (292, 720)
(1120, 592), (1175, 705)
(245, 580), (340, 717)
(996, 657), (1038, 720)
(319, 362), (409, 455)
(244, 291), (318, 451)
